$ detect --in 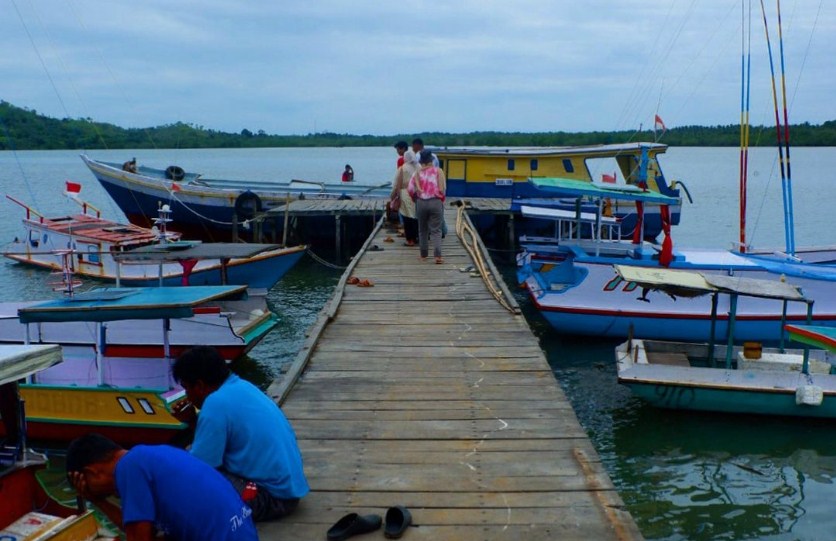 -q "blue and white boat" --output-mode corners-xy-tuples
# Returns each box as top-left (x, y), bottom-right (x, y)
(81, 155), (391, 241)
(615, 265), (836, 419)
